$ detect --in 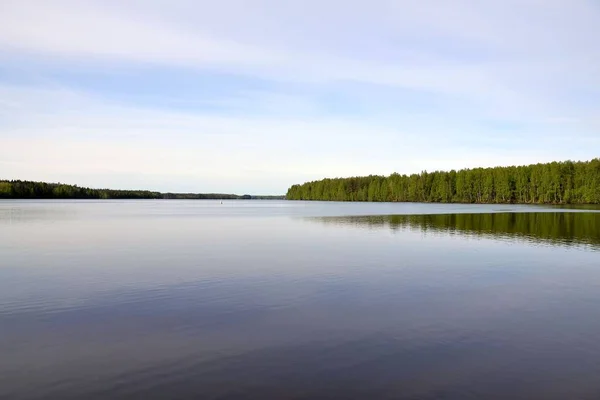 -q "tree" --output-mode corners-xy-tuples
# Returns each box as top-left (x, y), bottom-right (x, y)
(285, 159), (600, 205)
